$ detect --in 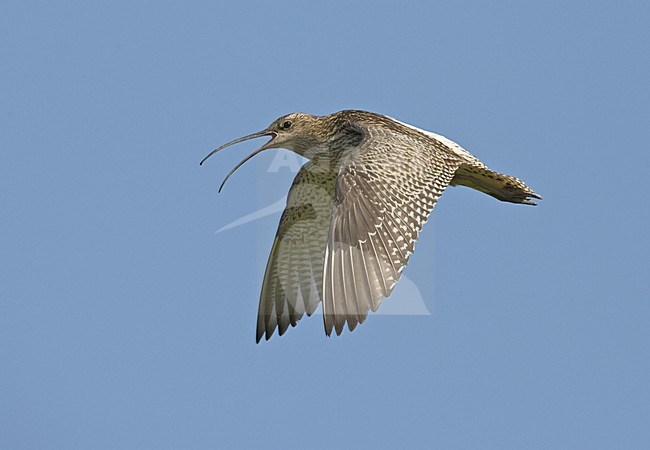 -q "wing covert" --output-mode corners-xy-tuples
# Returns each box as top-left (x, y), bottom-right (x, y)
(323, 123), (463, 335)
